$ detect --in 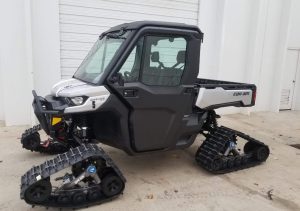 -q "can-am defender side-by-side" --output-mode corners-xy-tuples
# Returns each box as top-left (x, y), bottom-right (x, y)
(20, 21), (270, 208)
